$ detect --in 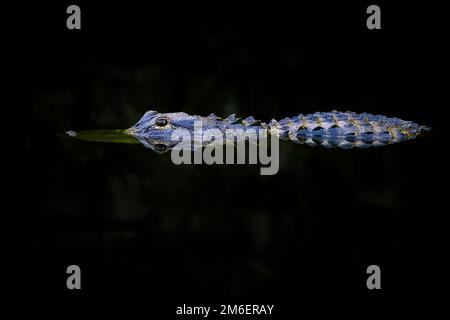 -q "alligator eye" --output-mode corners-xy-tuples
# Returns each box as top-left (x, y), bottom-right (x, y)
(155, 117), (168, 127)
(154, 144), (167, 153)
